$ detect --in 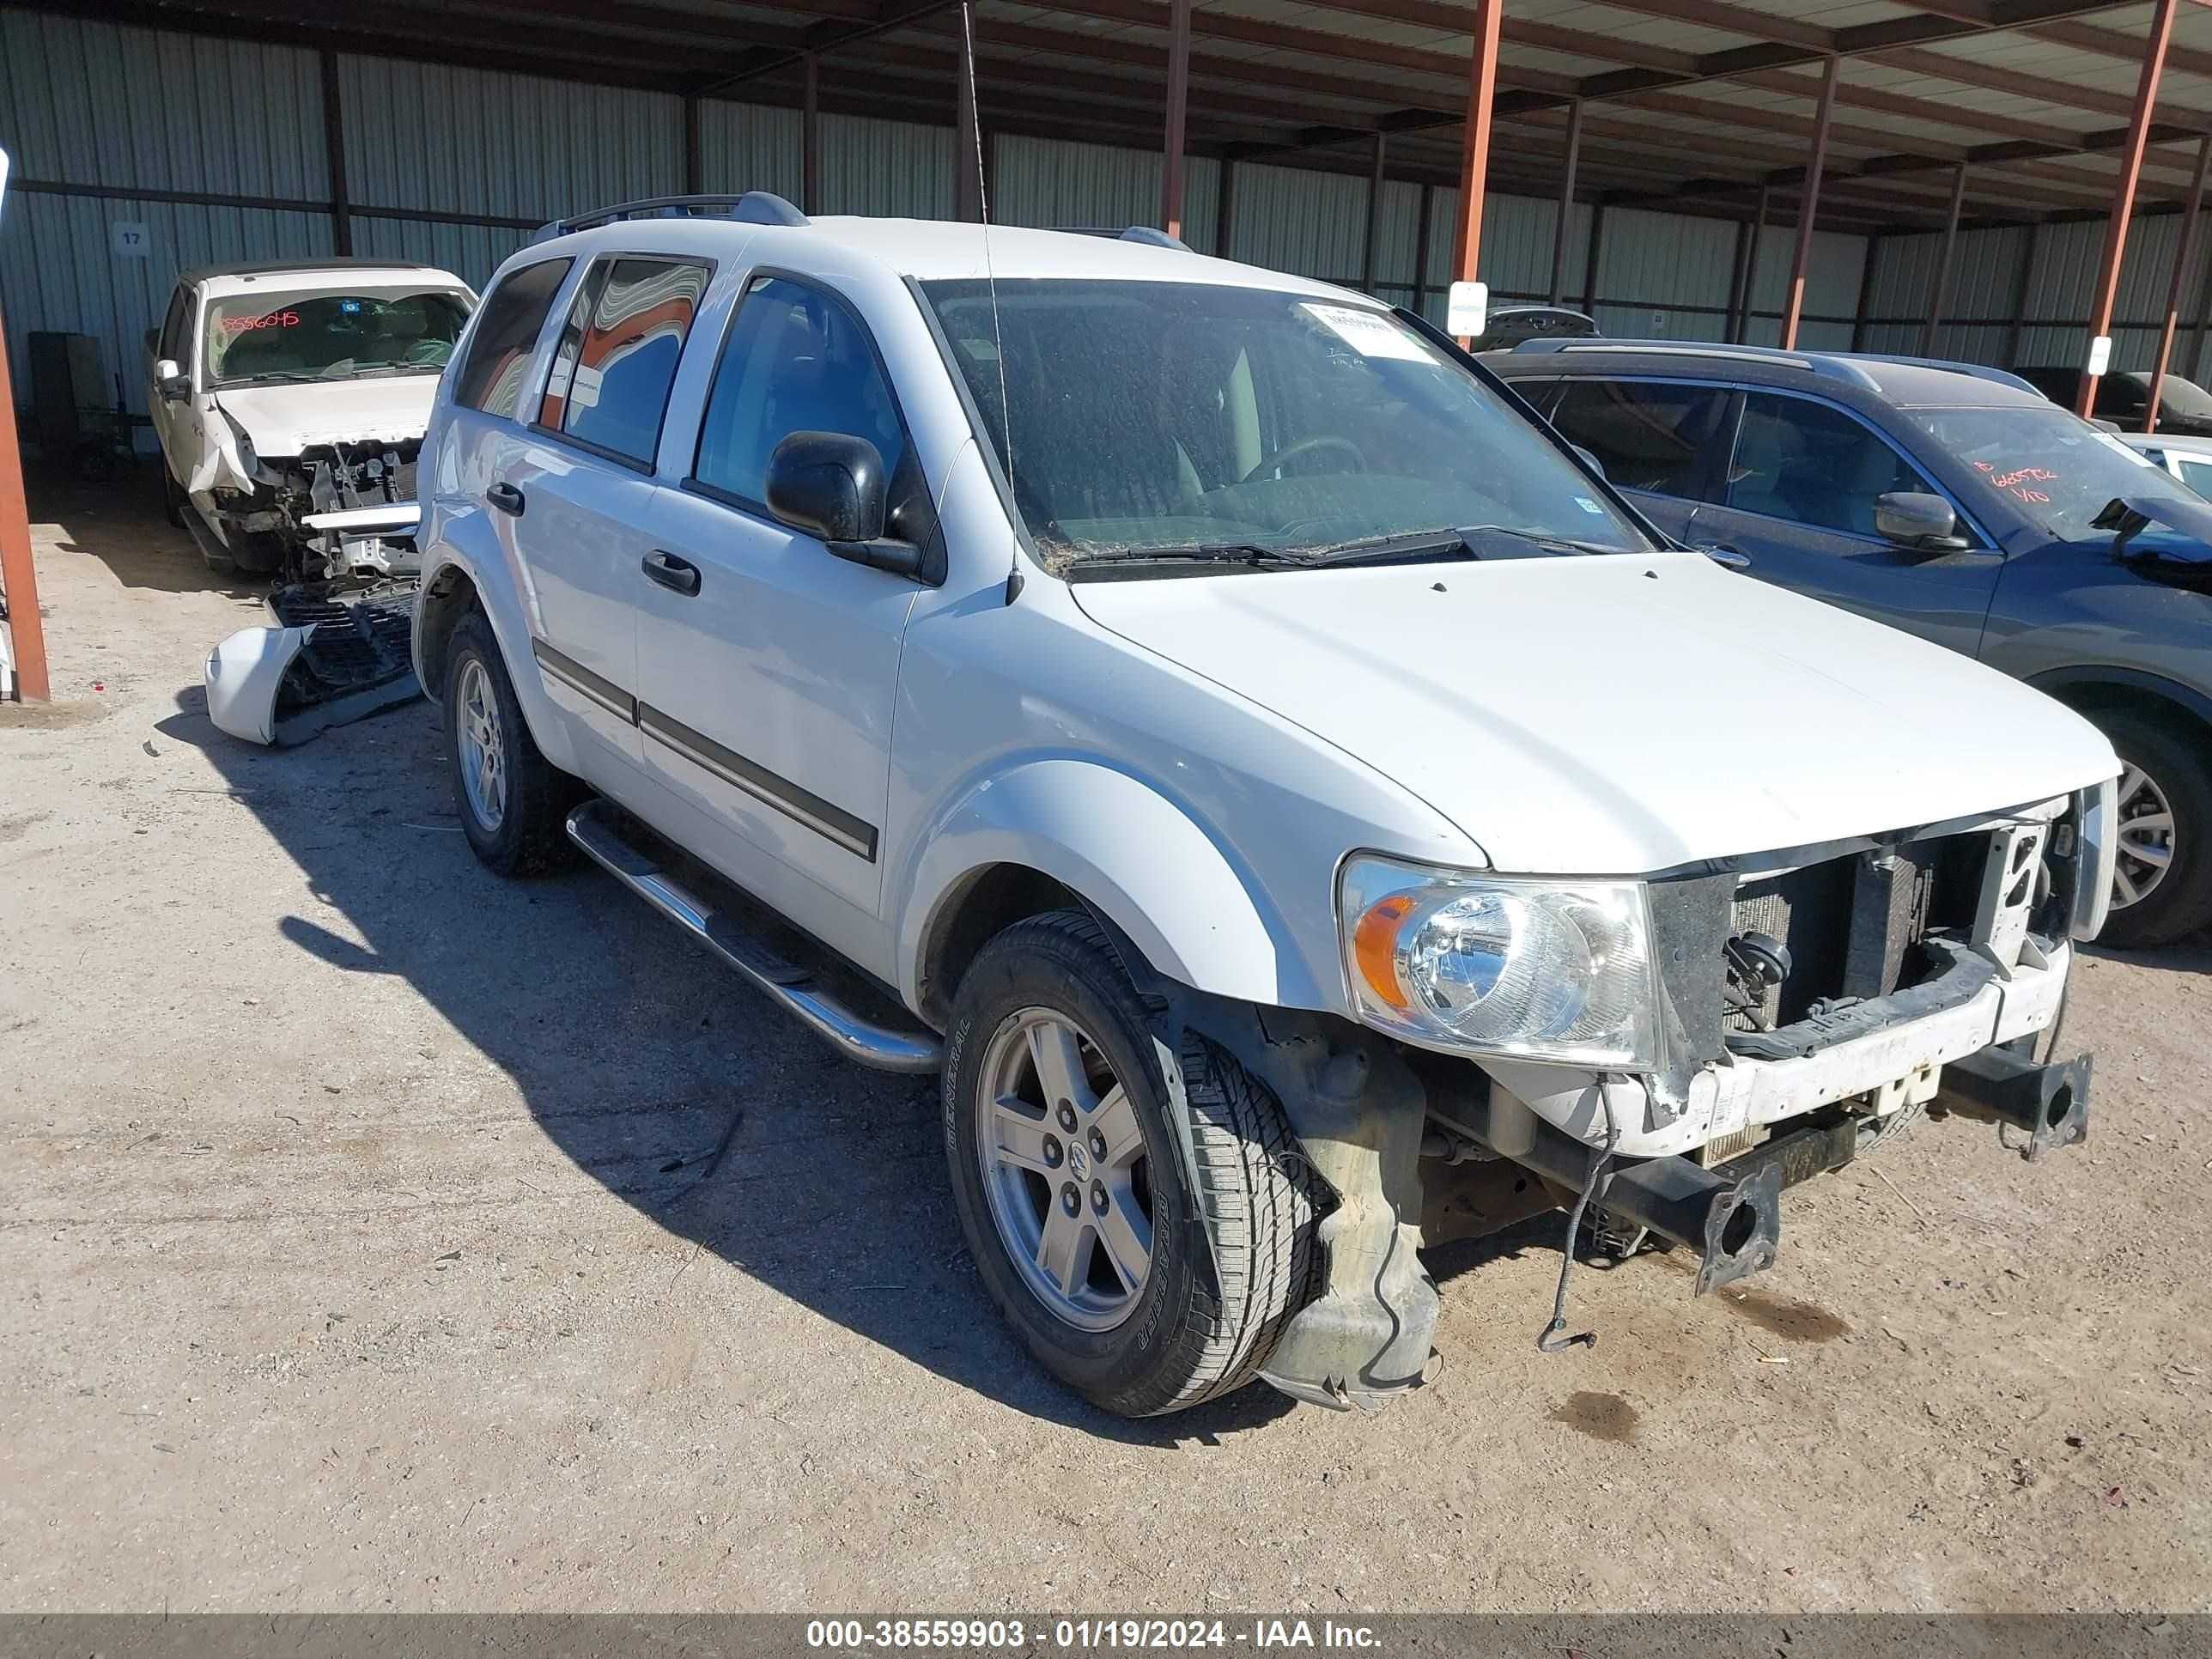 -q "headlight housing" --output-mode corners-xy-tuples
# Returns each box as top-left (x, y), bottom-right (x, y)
(1338, 854), (1661, 1069)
